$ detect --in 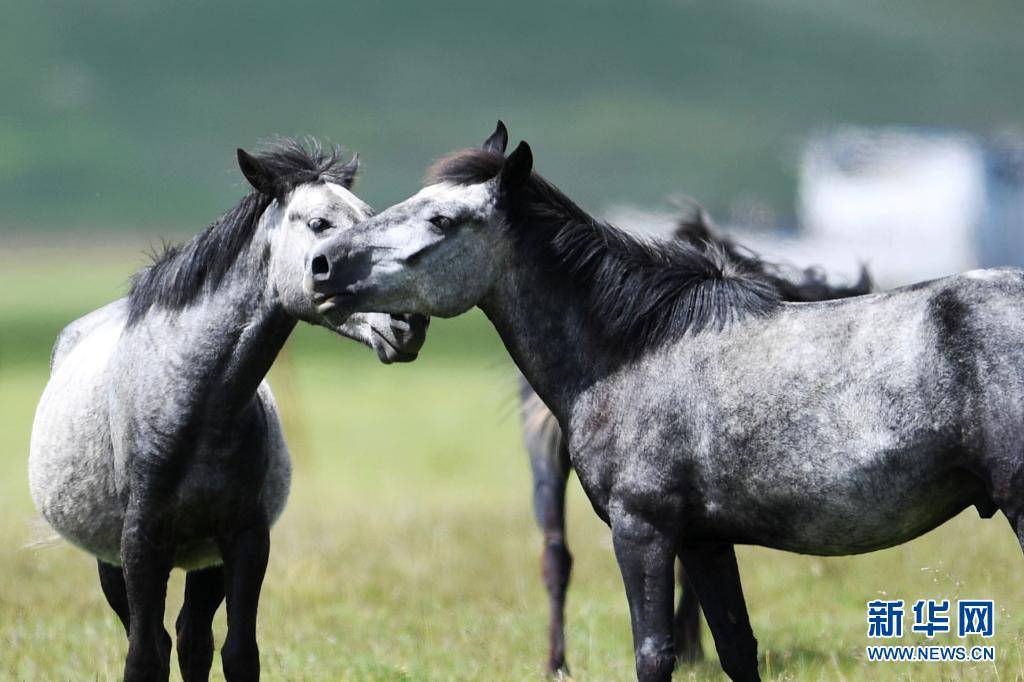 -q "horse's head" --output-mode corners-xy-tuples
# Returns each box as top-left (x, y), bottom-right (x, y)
(305, 122), (528, 322)
(238, 142), (428, 363)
